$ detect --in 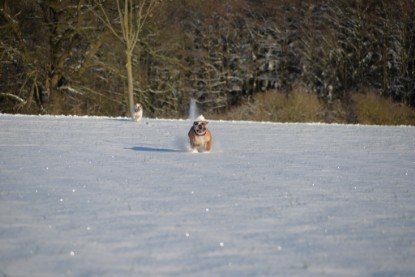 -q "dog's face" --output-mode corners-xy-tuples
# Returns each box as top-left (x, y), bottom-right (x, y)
(134, 103), (142, 113)
(193, 120), (208, 135)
